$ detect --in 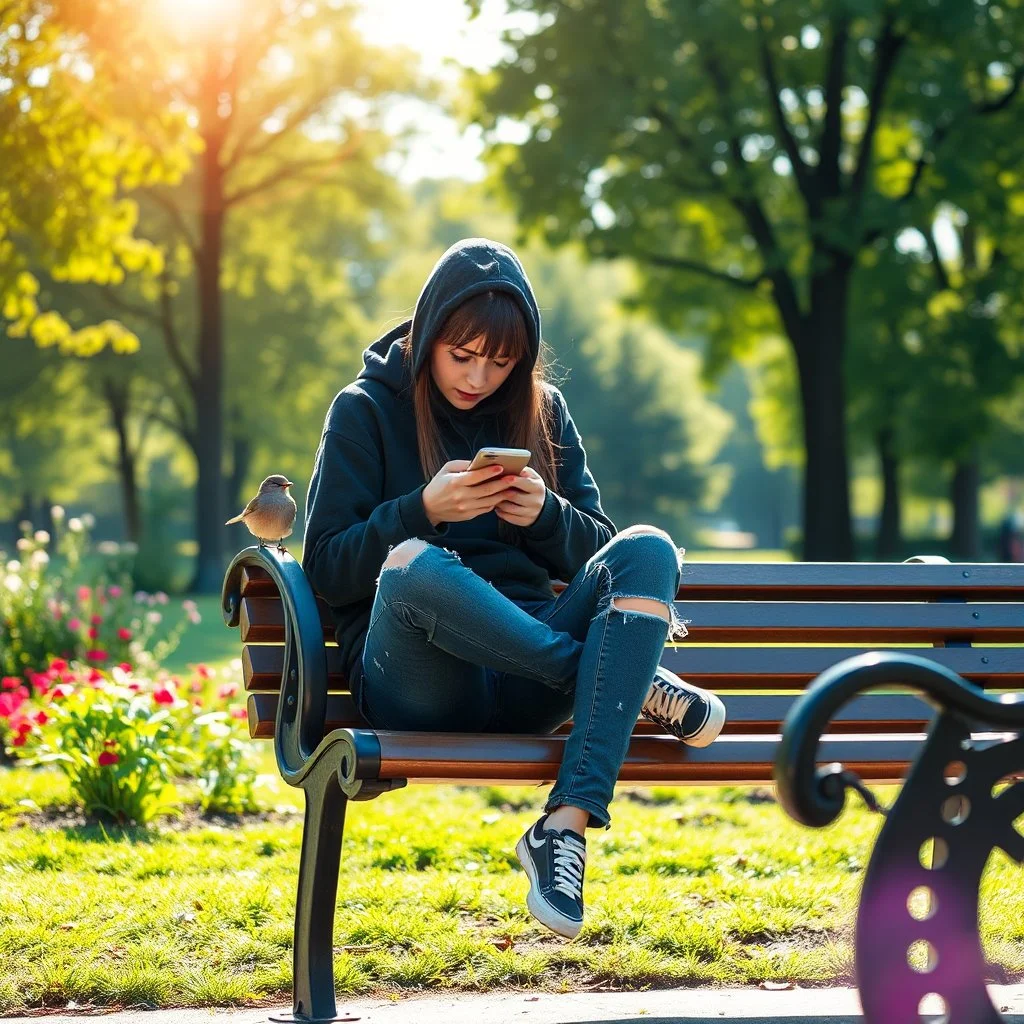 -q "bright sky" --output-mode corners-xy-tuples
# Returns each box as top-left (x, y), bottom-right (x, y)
(353, 0), (518, 183)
